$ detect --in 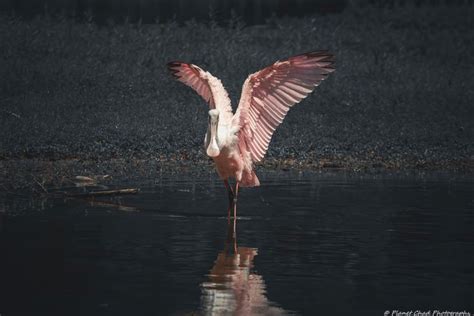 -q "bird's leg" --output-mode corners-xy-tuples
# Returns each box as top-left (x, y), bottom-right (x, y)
(225, 215), (238, 254)
(232, 215), (237, 253)
(233, 182), (239, 219)
(224, 179), (234, 219)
